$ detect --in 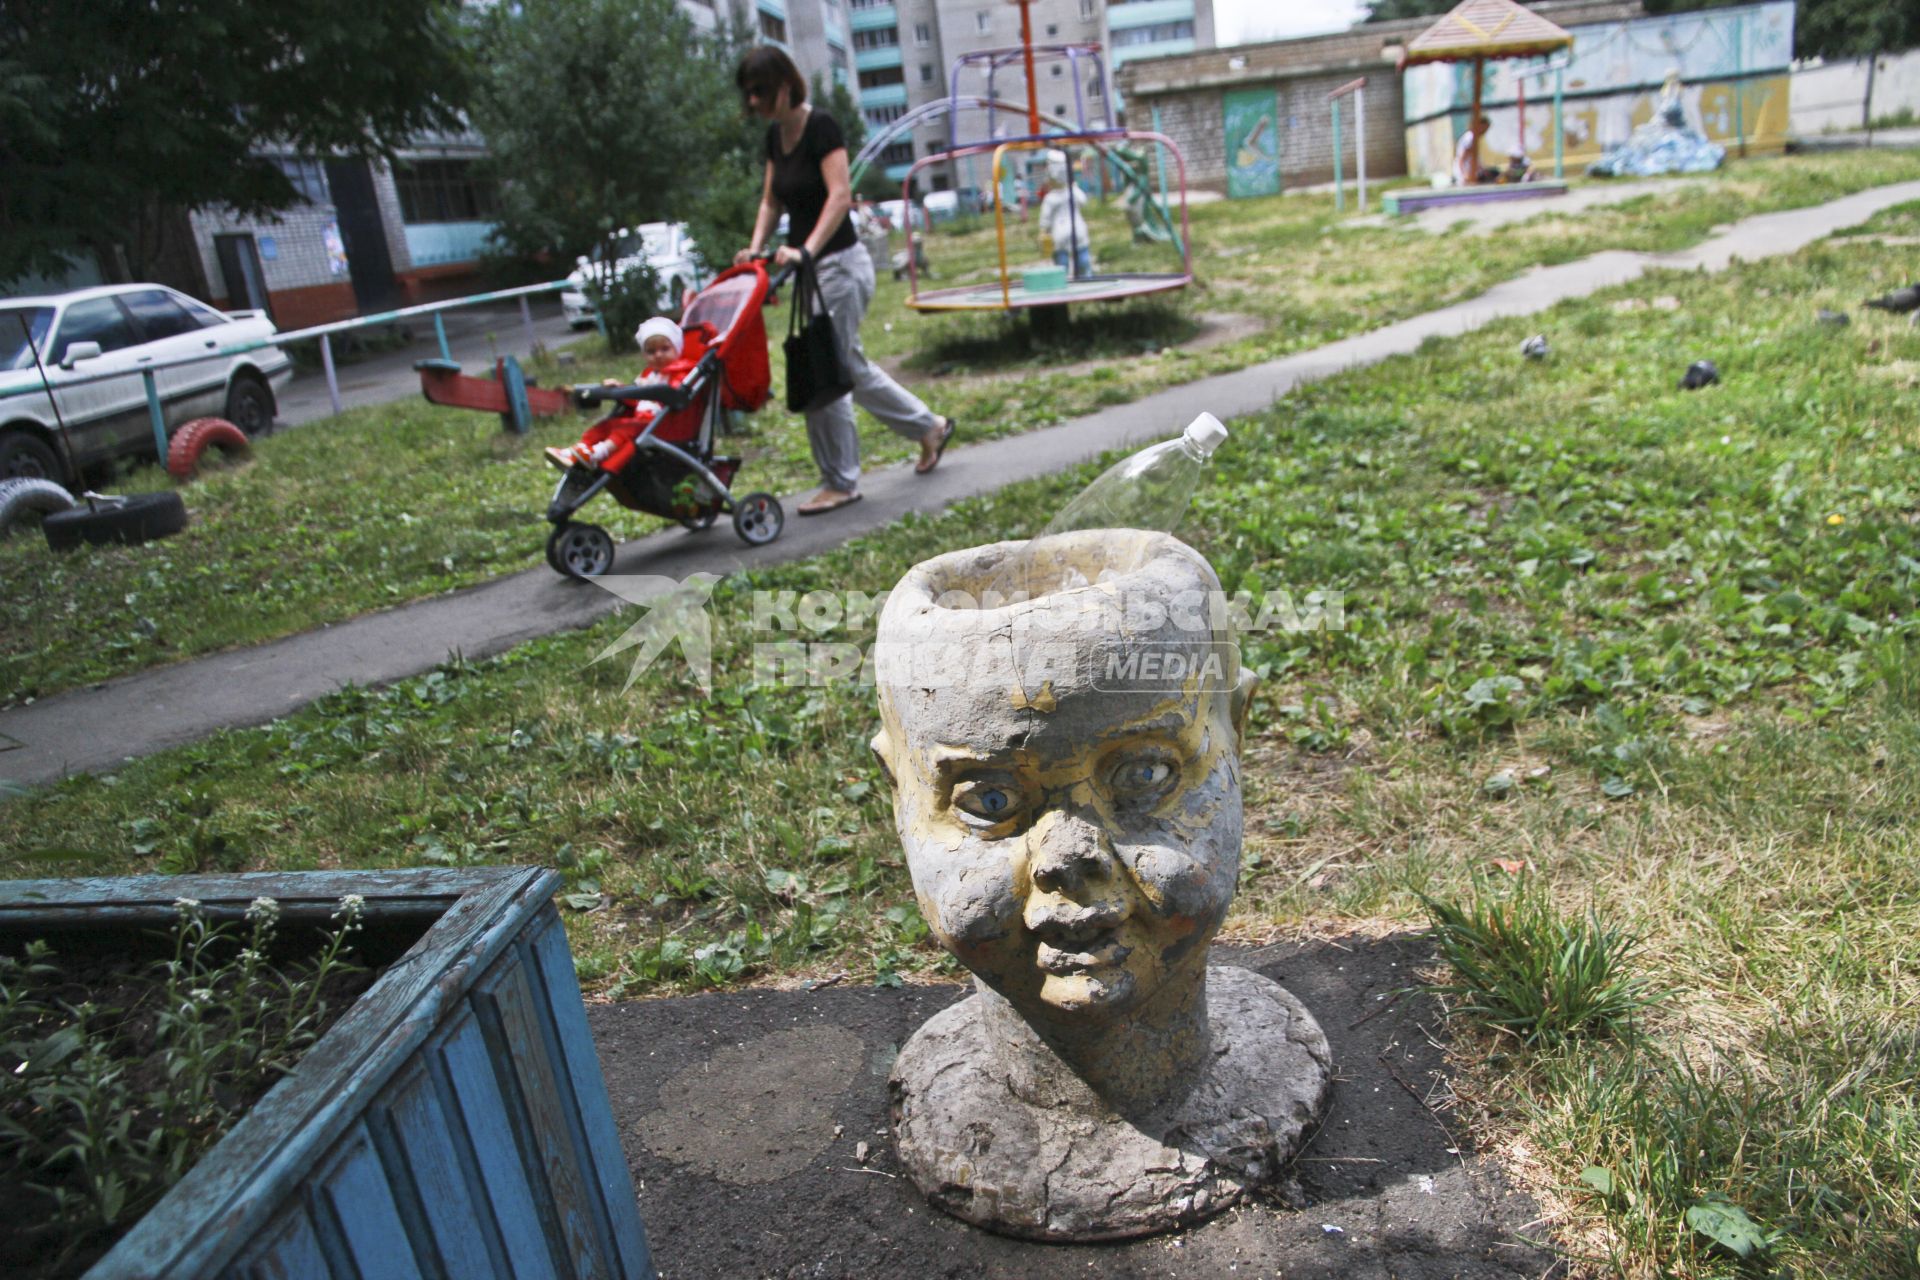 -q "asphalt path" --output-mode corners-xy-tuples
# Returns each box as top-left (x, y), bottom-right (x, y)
(7, 179), (1920, 788)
